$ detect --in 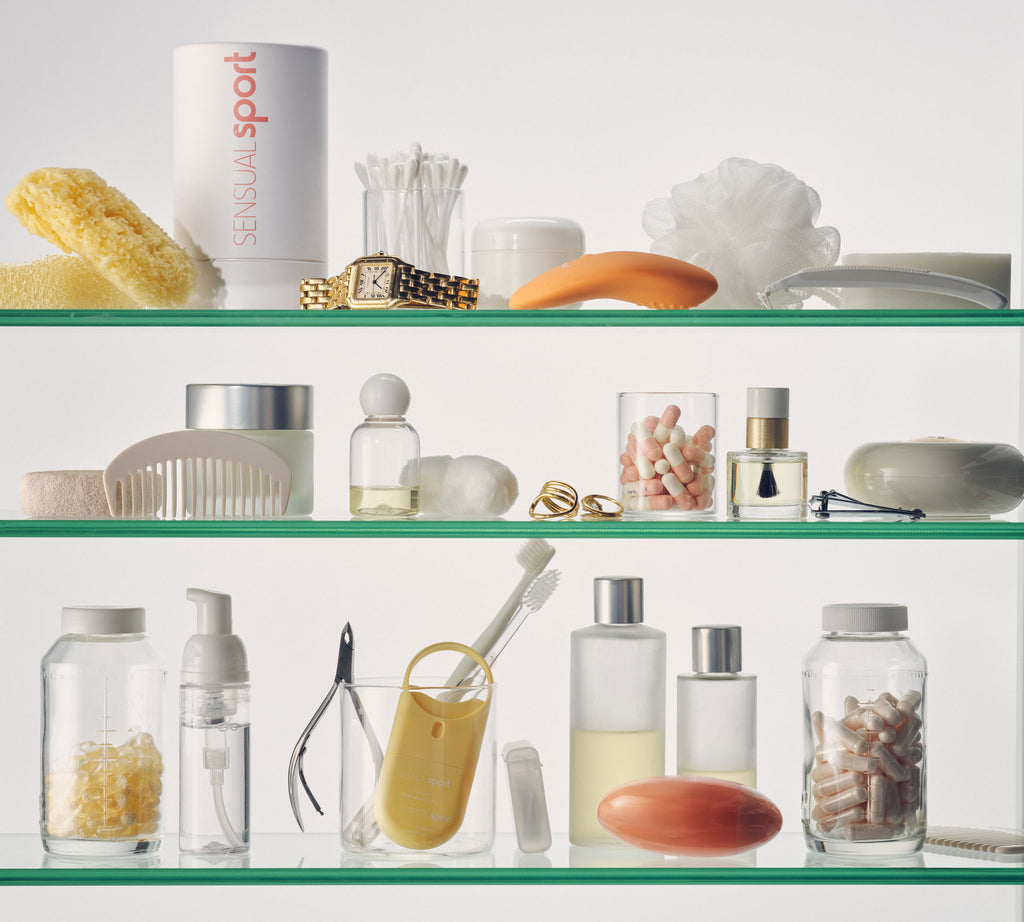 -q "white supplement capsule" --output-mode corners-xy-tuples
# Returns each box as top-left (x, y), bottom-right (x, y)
(812, 771), (861, 798)
(662, 472), (684, 497)
(635, 453), (656, 479)
(904, 744), (923, 765)
(845, 823), (895, 841)
(877, 728), (896, 744)
(844, 696), (860, 715)
(885, 774), (903, 824)
(870, 741), (910, 783)
(867, 774), (886, 825)
(669, 426), (687, 447)
(826, 751), (878, 773)
(870, 697), (902, 727)
(896, 690), (922, 716)
(822, 785), (867, 815)
(825, 715), (868, 755)
(818, 805), (865, 833)
(878, 692), (898, 707)
(700, 453), (716, 471)
(811, 760), (841, 782)
(892, 714), (922, 757)
(654, 459), (670, 475)
(662, 442), (684, 468)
